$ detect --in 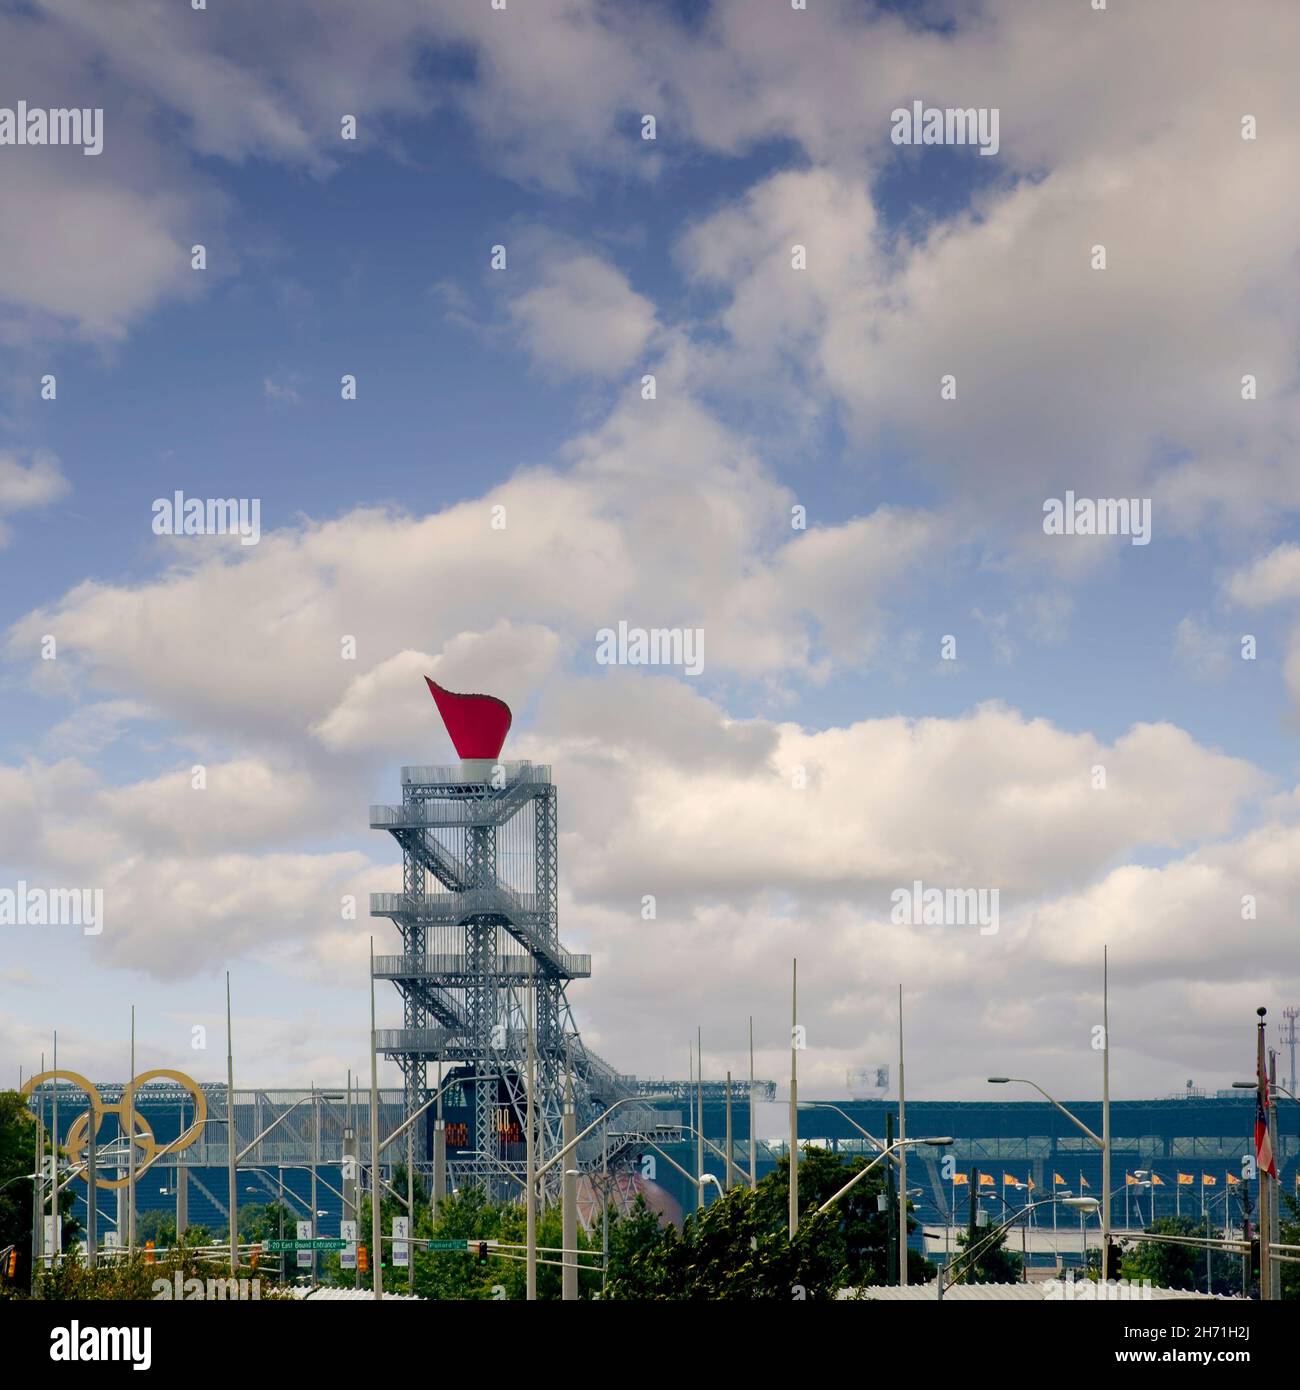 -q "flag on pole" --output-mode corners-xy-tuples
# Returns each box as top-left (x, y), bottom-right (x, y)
(1027, 1177), (1036, 1190)
(1201, 1174), (1216, 1187)
(1125, 1173), (1141, 1186)
(1150, 1173), (1165, 1186)
(952, 1173), (968, 1186)
(1002, 1174), (1022, 1188)
(1053, 1173), (1067, 1186)
(978, 1173), (994, 1187)
(1226, 1173), (1240, 1186)
(1078, 1173), (1090, 1189)
(1256, 1074), (1279, 1180)
(1177, 1173), (1193, 1185)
